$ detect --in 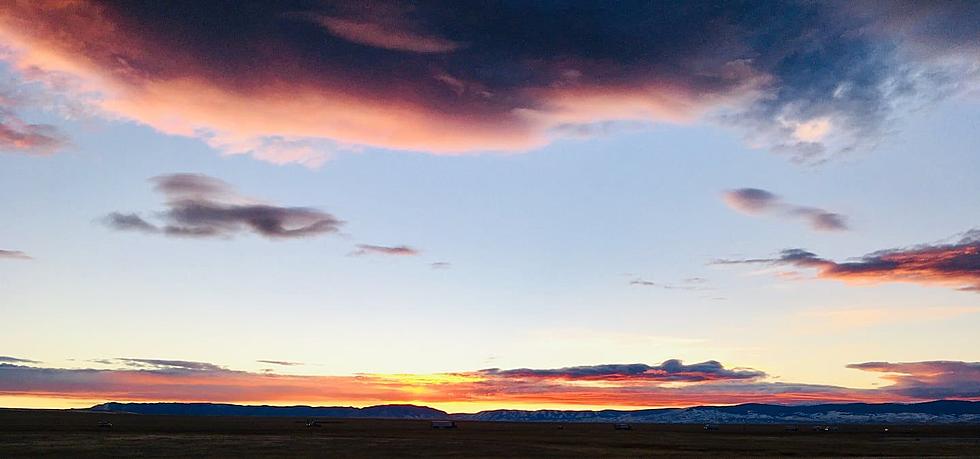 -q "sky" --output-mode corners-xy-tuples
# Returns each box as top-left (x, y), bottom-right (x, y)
(0, 0), (979, 412)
